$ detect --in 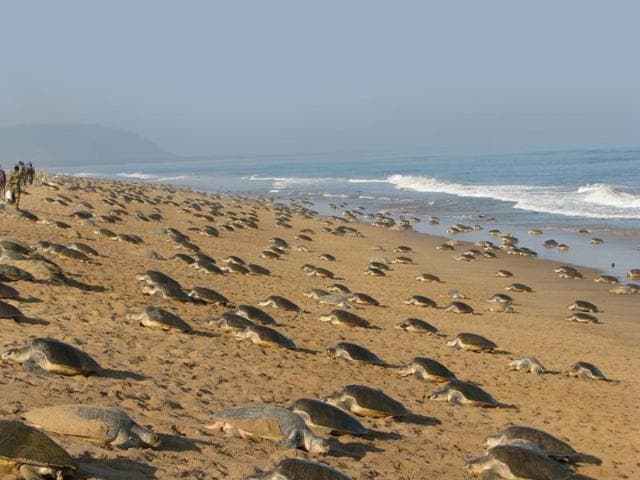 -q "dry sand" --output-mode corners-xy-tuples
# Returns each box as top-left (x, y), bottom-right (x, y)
(0, 175), (638, 479)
